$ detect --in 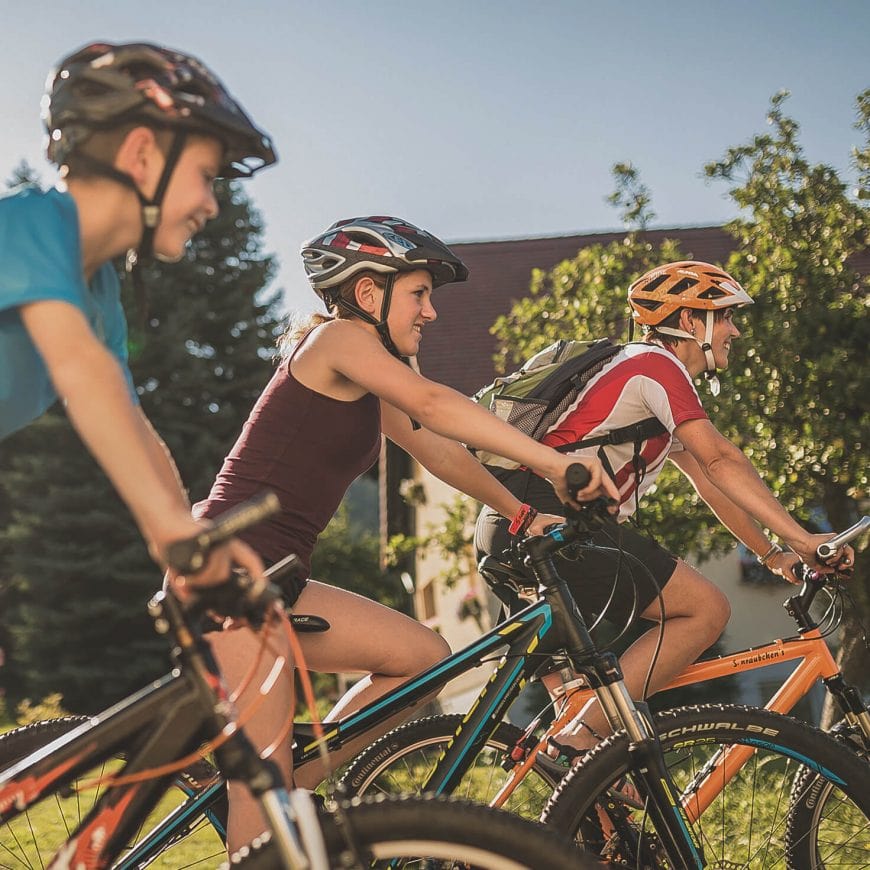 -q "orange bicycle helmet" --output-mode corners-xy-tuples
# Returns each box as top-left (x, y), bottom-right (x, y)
(628, 261), (753, 327)
(628, 261), (753, 394)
